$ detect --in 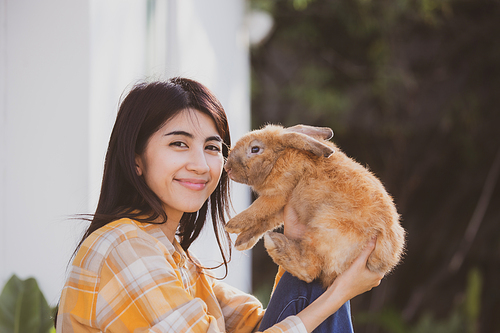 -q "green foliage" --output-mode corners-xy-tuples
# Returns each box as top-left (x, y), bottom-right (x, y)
(410, 312), (465, 333)
(283, 63), (351, 128)
(356, 268), (483, 332)
(355, 308), (408, 333)
(250, 0), (316, 12)
(464, 268), (481, 332)
(253, 279), (274, 308)
(291, 0), (315, 10)
(0, 275), (55, 333)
